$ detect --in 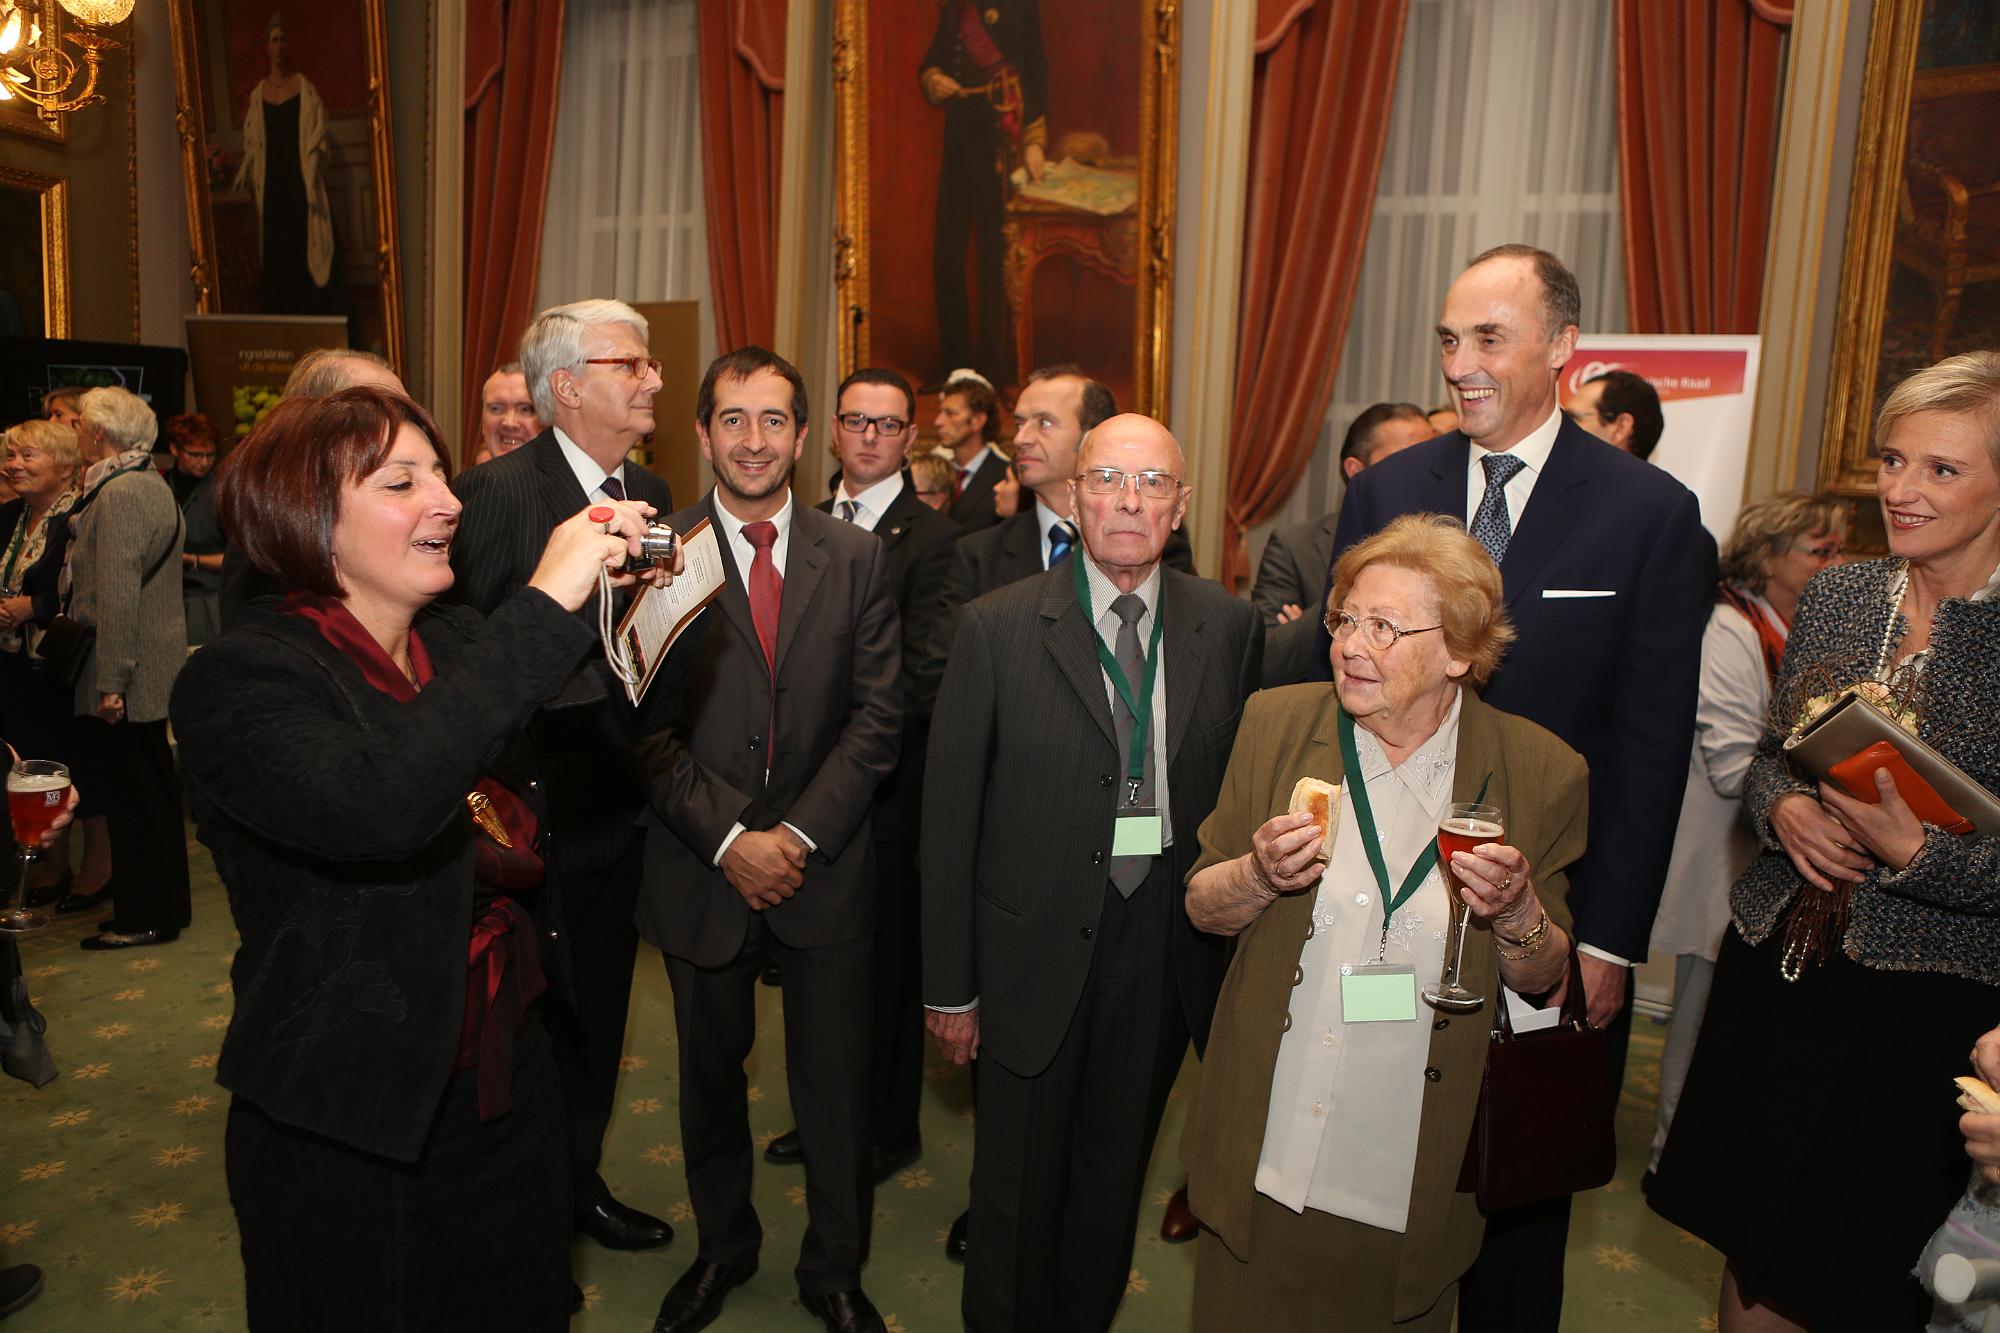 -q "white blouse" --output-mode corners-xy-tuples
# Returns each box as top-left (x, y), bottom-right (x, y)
(1254, 691), (1460, 1232)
